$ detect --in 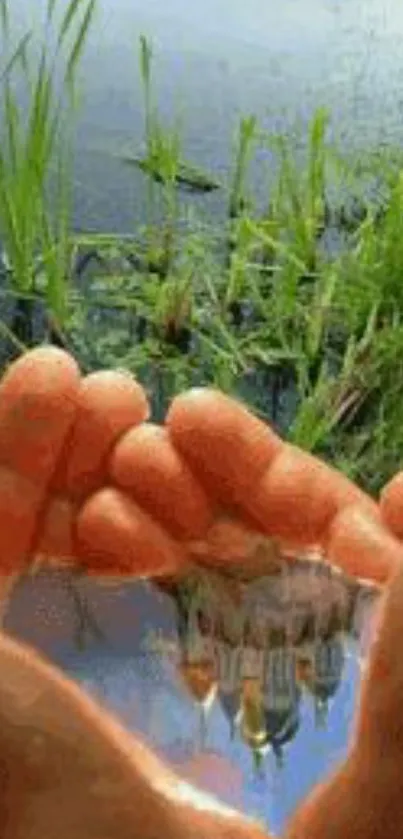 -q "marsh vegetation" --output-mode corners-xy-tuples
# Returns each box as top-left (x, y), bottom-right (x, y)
(1, 1), (403, 499)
